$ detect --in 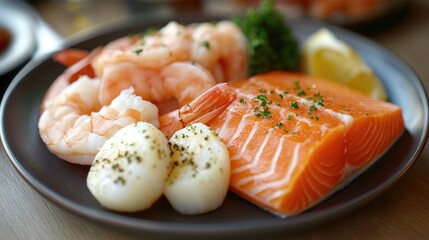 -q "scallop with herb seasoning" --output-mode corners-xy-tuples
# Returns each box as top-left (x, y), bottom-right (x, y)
(87, 122), (170, 212)
(164, 123), (230, 215)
